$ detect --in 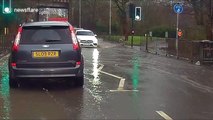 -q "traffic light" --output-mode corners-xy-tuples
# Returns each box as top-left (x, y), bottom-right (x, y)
(129, 3), (135, 19)
(178, 29), (183, 37)
(2, 0), (12, 14)
(135, 7), (141, 21)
